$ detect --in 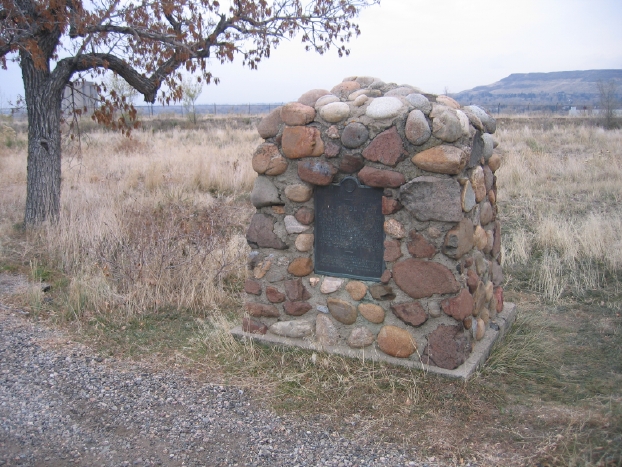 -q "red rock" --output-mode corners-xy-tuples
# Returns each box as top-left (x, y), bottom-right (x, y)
(466, 269), (479, 293)
(324, 141), (341, 158)
(377, 326), (417, 358)
(391, 301), (428, 327)
(362, 127), (406, 167)
(297, 160), (336, 186)
(297, 89), (330, 107)
(441, 289), (474, 321)
(406, 231), (436, 259)
(358, 166), (405, 188)
(287, 257), (314, 277)
(383, 239), (402, 262)
(494, 286), (504, 312)
(282, 126), (324, 159)
(339, 154), (364, 174)
(245, 302), (279, 318)
(380, 269), (392, 284)
(280, 102), (315, 126)
(443, 218), (474, 259)
(392, 258), (460, 299)
(244, 279), (262, 295)
(369, 285), (396, 301)
(422, 324), (471, 370)
(266, 287), (286, 303)
(284, 279), (311, 301)
(294, 207), (314, 225)
(246, 214), (287, 250)
(382, 197), (402, 215)
(242, 317), (268, 335)
(257, 107), (283, 139)
(283, 301), (312, 316)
